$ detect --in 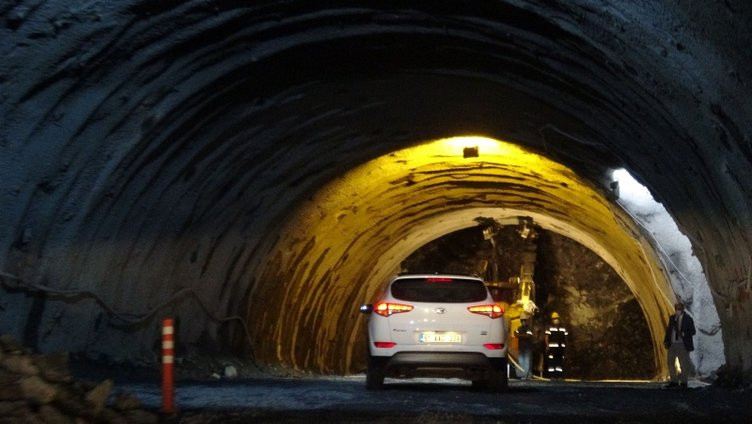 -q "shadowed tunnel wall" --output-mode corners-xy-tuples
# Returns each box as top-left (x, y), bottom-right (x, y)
(0, 1), (750, 381)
